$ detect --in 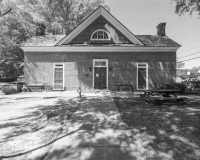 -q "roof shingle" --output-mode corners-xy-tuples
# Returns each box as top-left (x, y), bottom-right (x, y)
(22, 34), (181, 47)
(135, 35), (181, 47)
(22, 35), (65, 46)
